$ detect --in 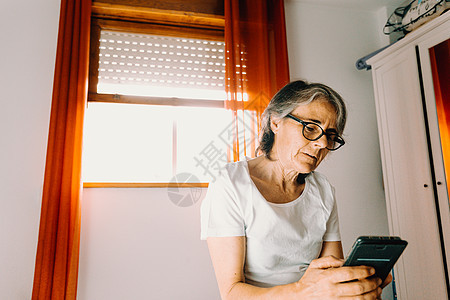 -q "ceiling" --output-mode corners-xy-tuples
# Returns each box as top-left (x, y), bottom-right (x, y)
(288, 0), (407, 11)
